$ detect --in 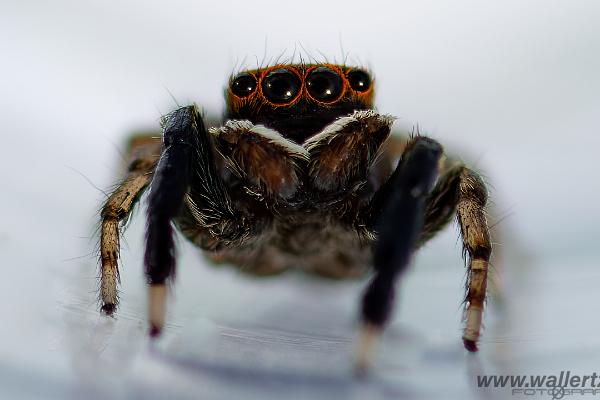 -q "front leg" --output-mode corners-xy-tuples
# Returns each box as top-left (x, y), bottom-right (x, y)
(356, 136), (442, 371)
(145, 105), (240, 335)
